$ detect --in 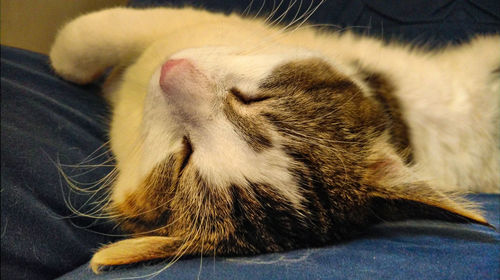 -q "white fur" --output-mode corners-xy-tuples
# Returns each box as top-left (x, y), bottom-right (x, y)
(50, 7), (500, 207)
